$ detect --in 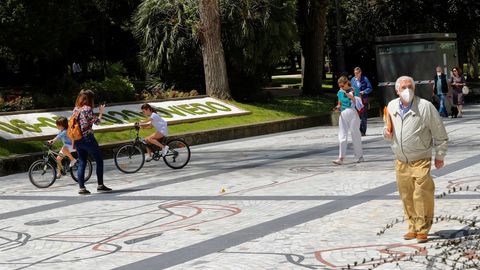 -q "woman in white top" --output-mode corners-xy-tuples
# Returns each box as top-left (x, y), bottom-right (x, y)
(332, 76), (364, 165)
(139, 103), (169, 161)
